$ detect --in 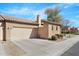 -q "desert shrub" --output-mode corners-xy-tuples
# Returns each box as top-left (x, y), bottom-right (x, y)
(59, 34), (63, 39)
(48, 36), (57, 41)
(55, 34), (60, 38)
(55, 34), (63, 39)
(48, 38), (51, 40)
